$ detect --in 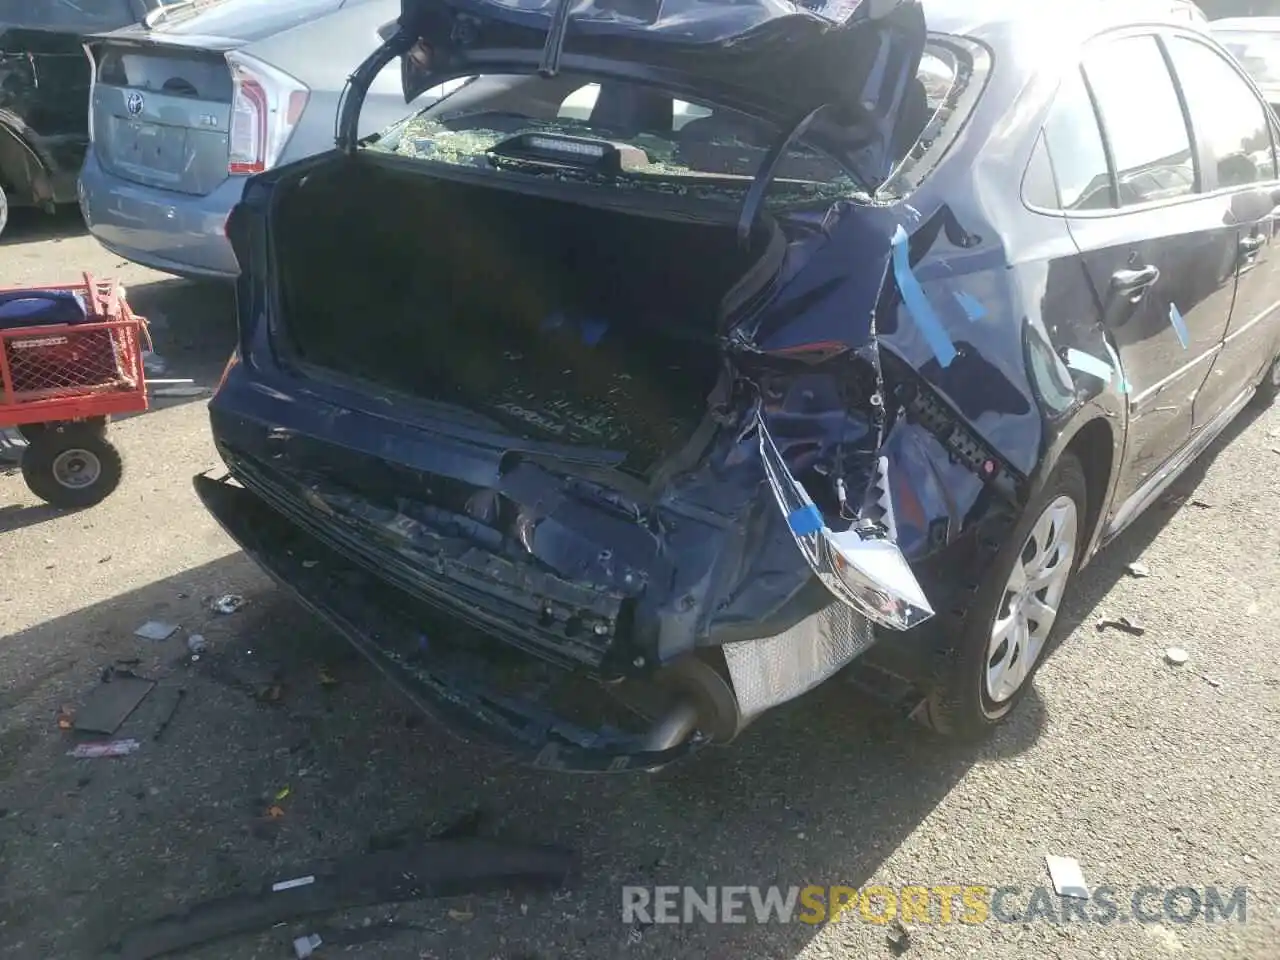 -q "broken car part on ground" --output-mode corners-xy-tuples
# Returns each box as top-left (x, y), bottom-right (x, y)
(197, 0), (1280, 771)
